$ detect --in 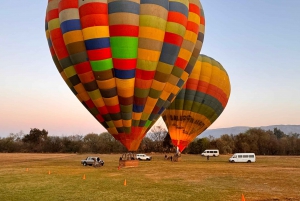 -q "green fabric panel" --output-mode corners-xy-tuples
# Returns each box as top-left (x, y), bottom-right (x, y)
(120, 105), (132, 114)
(141, 113), (150, 121)
(171, 67), (184, 78)
(132, 120), (139, 126)
(145, 120), (152, 127)
(175, 99), (185, 110)
(90, 59), (113, 71)
(89, 107), (99, 116)
(191, 102), (201, 113)
(135, 88), (150, 98)
(87, 90), (102, 100)
(149, 88), (161, 99)
(110, 37), (138, 58)
(165, 22), (186, 36)
(106, 121), (114, 128)
(183, 100), (193, 111)
(124, 127), (131, 133)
